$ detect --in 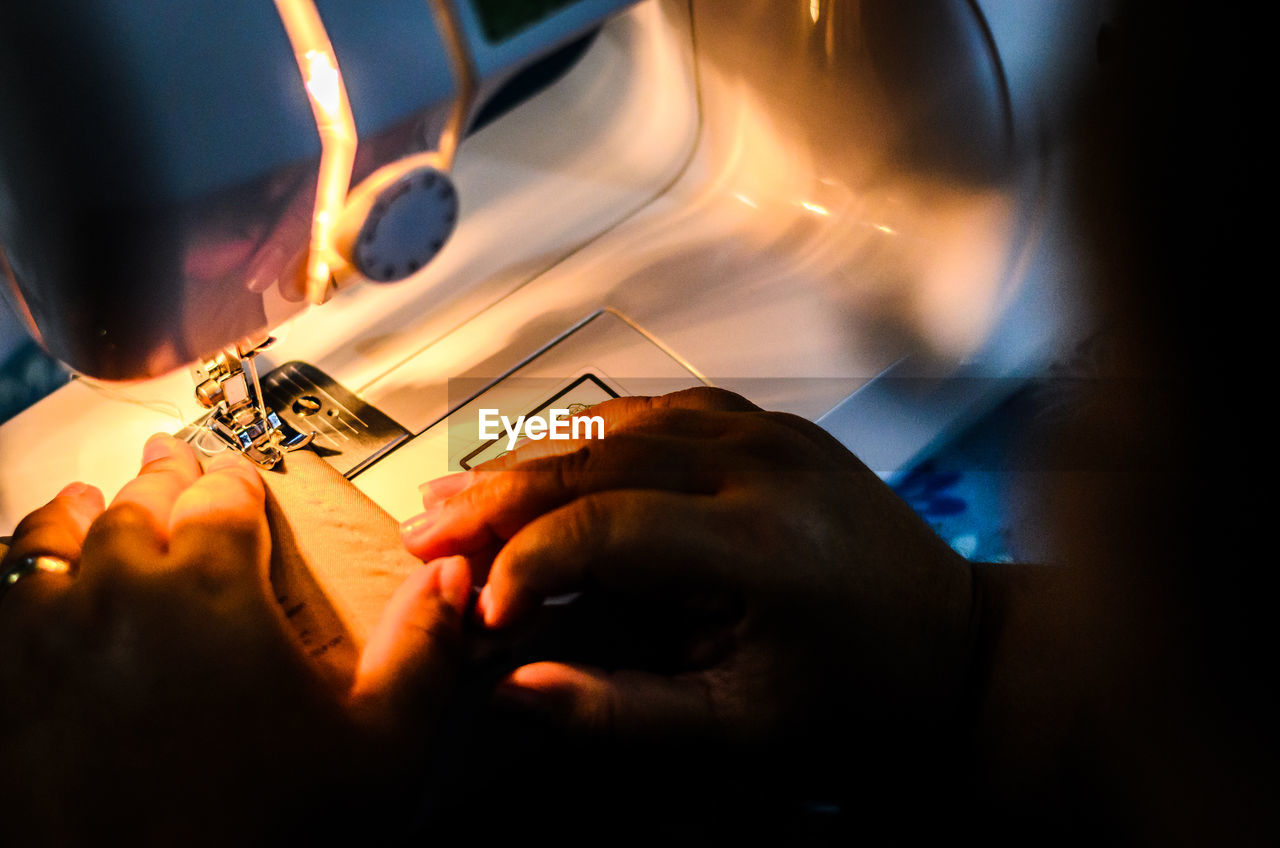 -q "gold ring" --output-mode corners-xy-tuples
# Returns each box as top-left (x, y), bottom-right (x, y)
(2, 552), (73, 587)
